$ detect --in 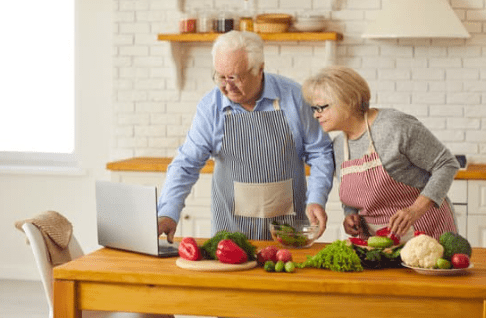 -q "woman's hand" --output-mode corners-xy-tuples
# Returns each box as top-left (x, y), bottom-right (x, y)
(389, 195), (434, 236)
(306, 203), (327, 238)
(343, 214), (361, 236)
